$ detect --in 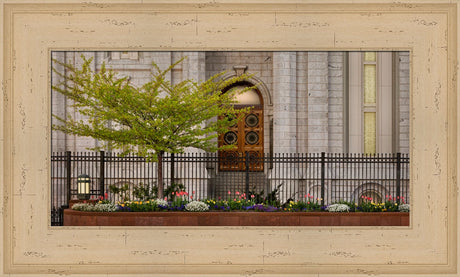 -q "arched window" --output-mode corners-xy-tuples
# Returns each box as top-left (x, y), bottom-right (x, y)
(359, 190), (382, 204)
(228, 85), (261, 106)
